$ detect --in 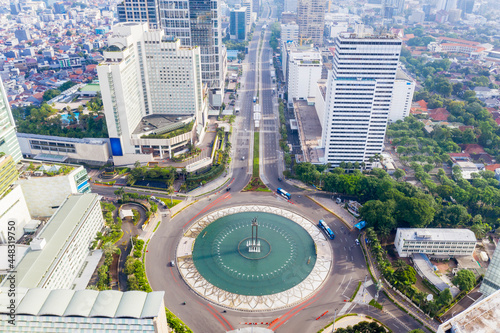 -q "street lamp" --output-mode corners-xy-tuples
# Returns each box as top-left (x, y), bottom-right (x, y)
(332, 308), (338, 332)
